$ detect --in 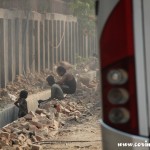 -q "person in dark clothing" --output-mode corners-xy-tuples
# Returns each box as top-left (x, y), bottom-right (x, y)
(38, 75), (64, 105)
(56, 66), (76, 94)
(46, 75), (64, 100)
(14, 90), (28, 118)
